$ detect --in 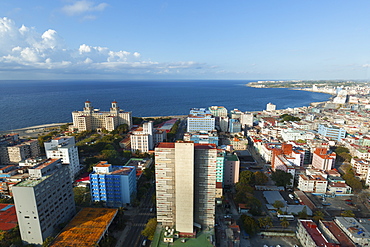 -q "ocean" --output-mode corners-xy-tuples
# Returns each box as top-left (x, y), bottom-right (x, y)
(0, 80), (330, 132)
